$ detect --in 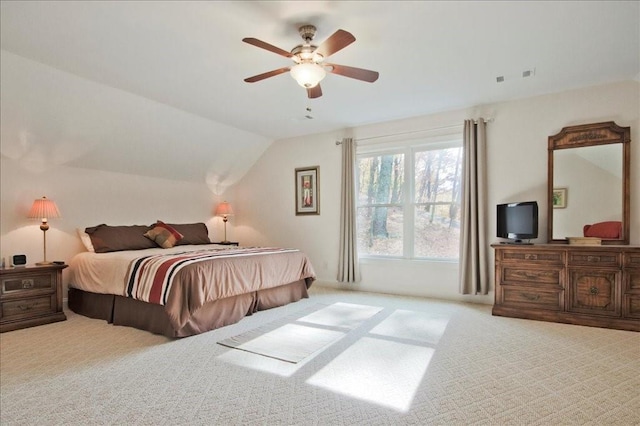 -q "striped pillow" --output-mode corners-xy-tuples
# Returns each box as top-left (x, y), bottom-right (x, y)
(144, 221), (184, 249)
